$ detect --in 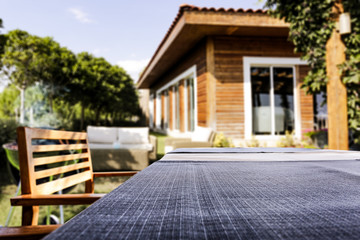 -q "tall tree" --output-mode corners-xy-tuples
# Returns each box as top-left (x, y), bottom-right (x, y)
(1, 30), (41, 123)
(34, 37), (76, 112)
(68, 52), (140, 128)
(265, 0), (360, 143)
